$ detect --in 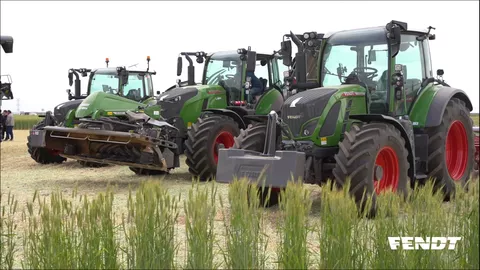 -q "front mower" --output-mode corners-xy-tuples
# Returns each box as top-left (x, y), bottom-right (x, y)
(216, 21), (476, 216)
